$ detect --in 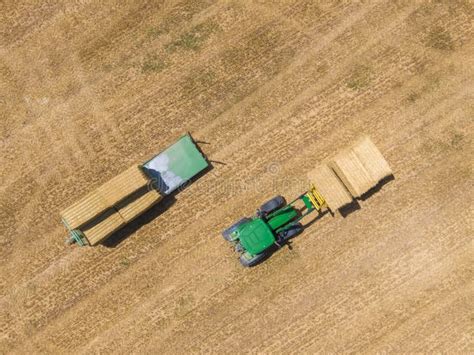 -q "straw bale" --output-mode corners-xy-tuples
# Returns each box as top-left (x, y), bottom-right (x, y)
(330, 150), (373, 197)
(307, 164), (353, 211)
(117, 188), (163, 223)
(81, 209), (125, 246)
(352, 136), (392, 183)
